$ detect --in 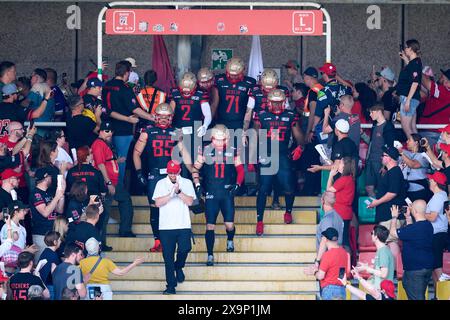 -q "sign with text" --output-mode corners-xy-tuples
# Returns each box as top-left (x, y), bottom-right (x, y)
(212, 49), (233, 70)
(106, 9), (323, 36)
